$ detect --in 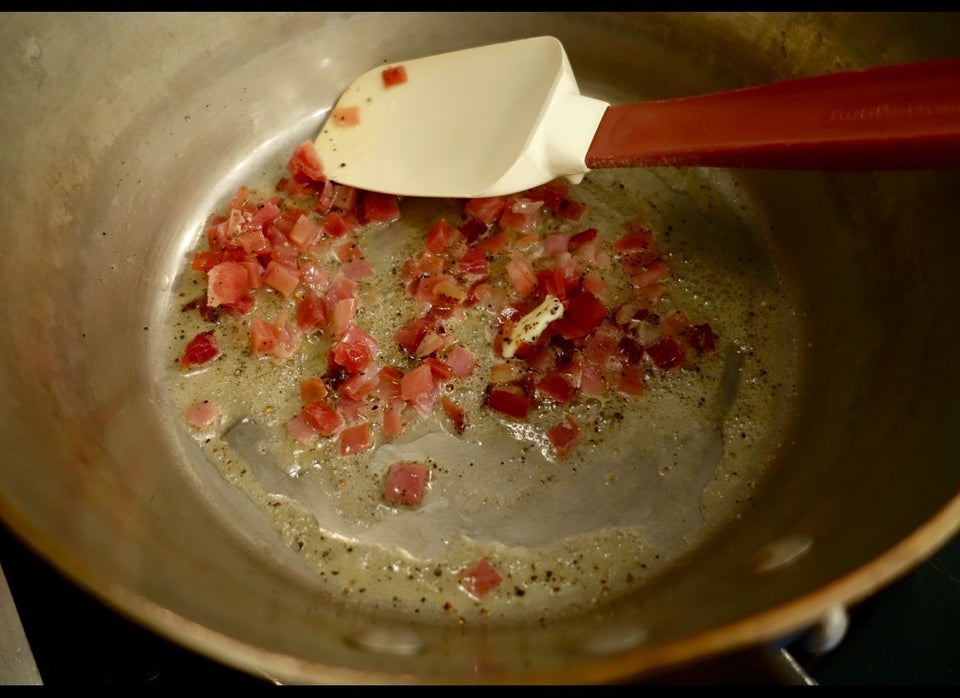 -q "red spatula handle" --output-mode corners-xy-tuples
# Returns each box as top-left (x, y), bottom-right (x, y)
(585, 58), (960, 170)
